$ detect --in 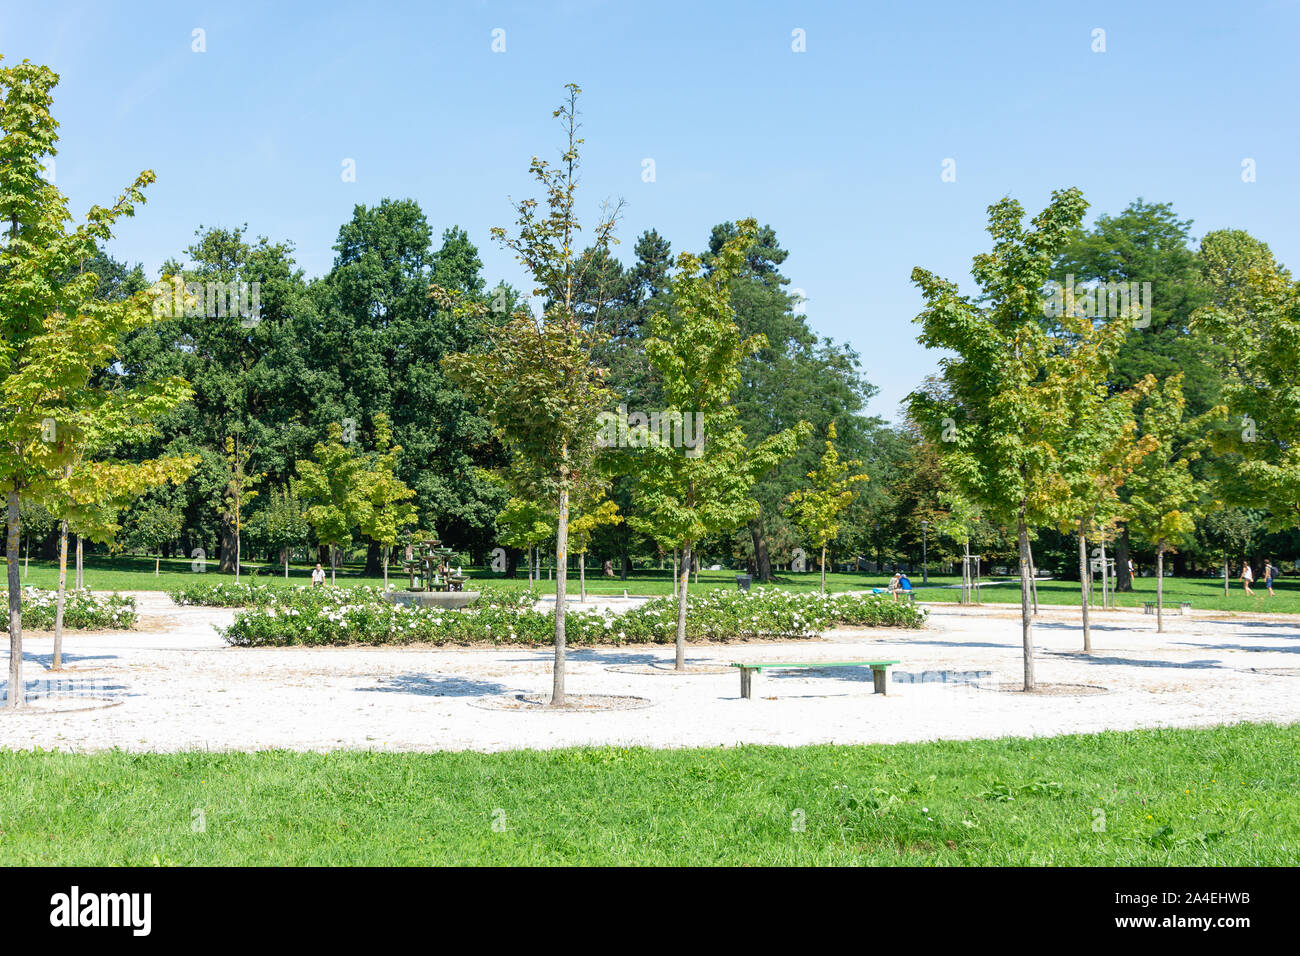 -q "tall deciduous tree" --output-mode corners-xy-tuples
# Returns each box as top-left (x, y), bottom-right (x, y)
(909, 188), (1115, 690)
(0, 58), (189, 704)
(358, 413), (417, 588)
(630, 221), (811, 670)
(445, 84), (623, 706)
